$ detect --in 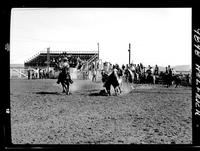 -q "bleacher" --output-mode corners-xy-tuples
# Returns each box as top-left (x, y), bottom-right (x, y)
(24, 50), (98, 68)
